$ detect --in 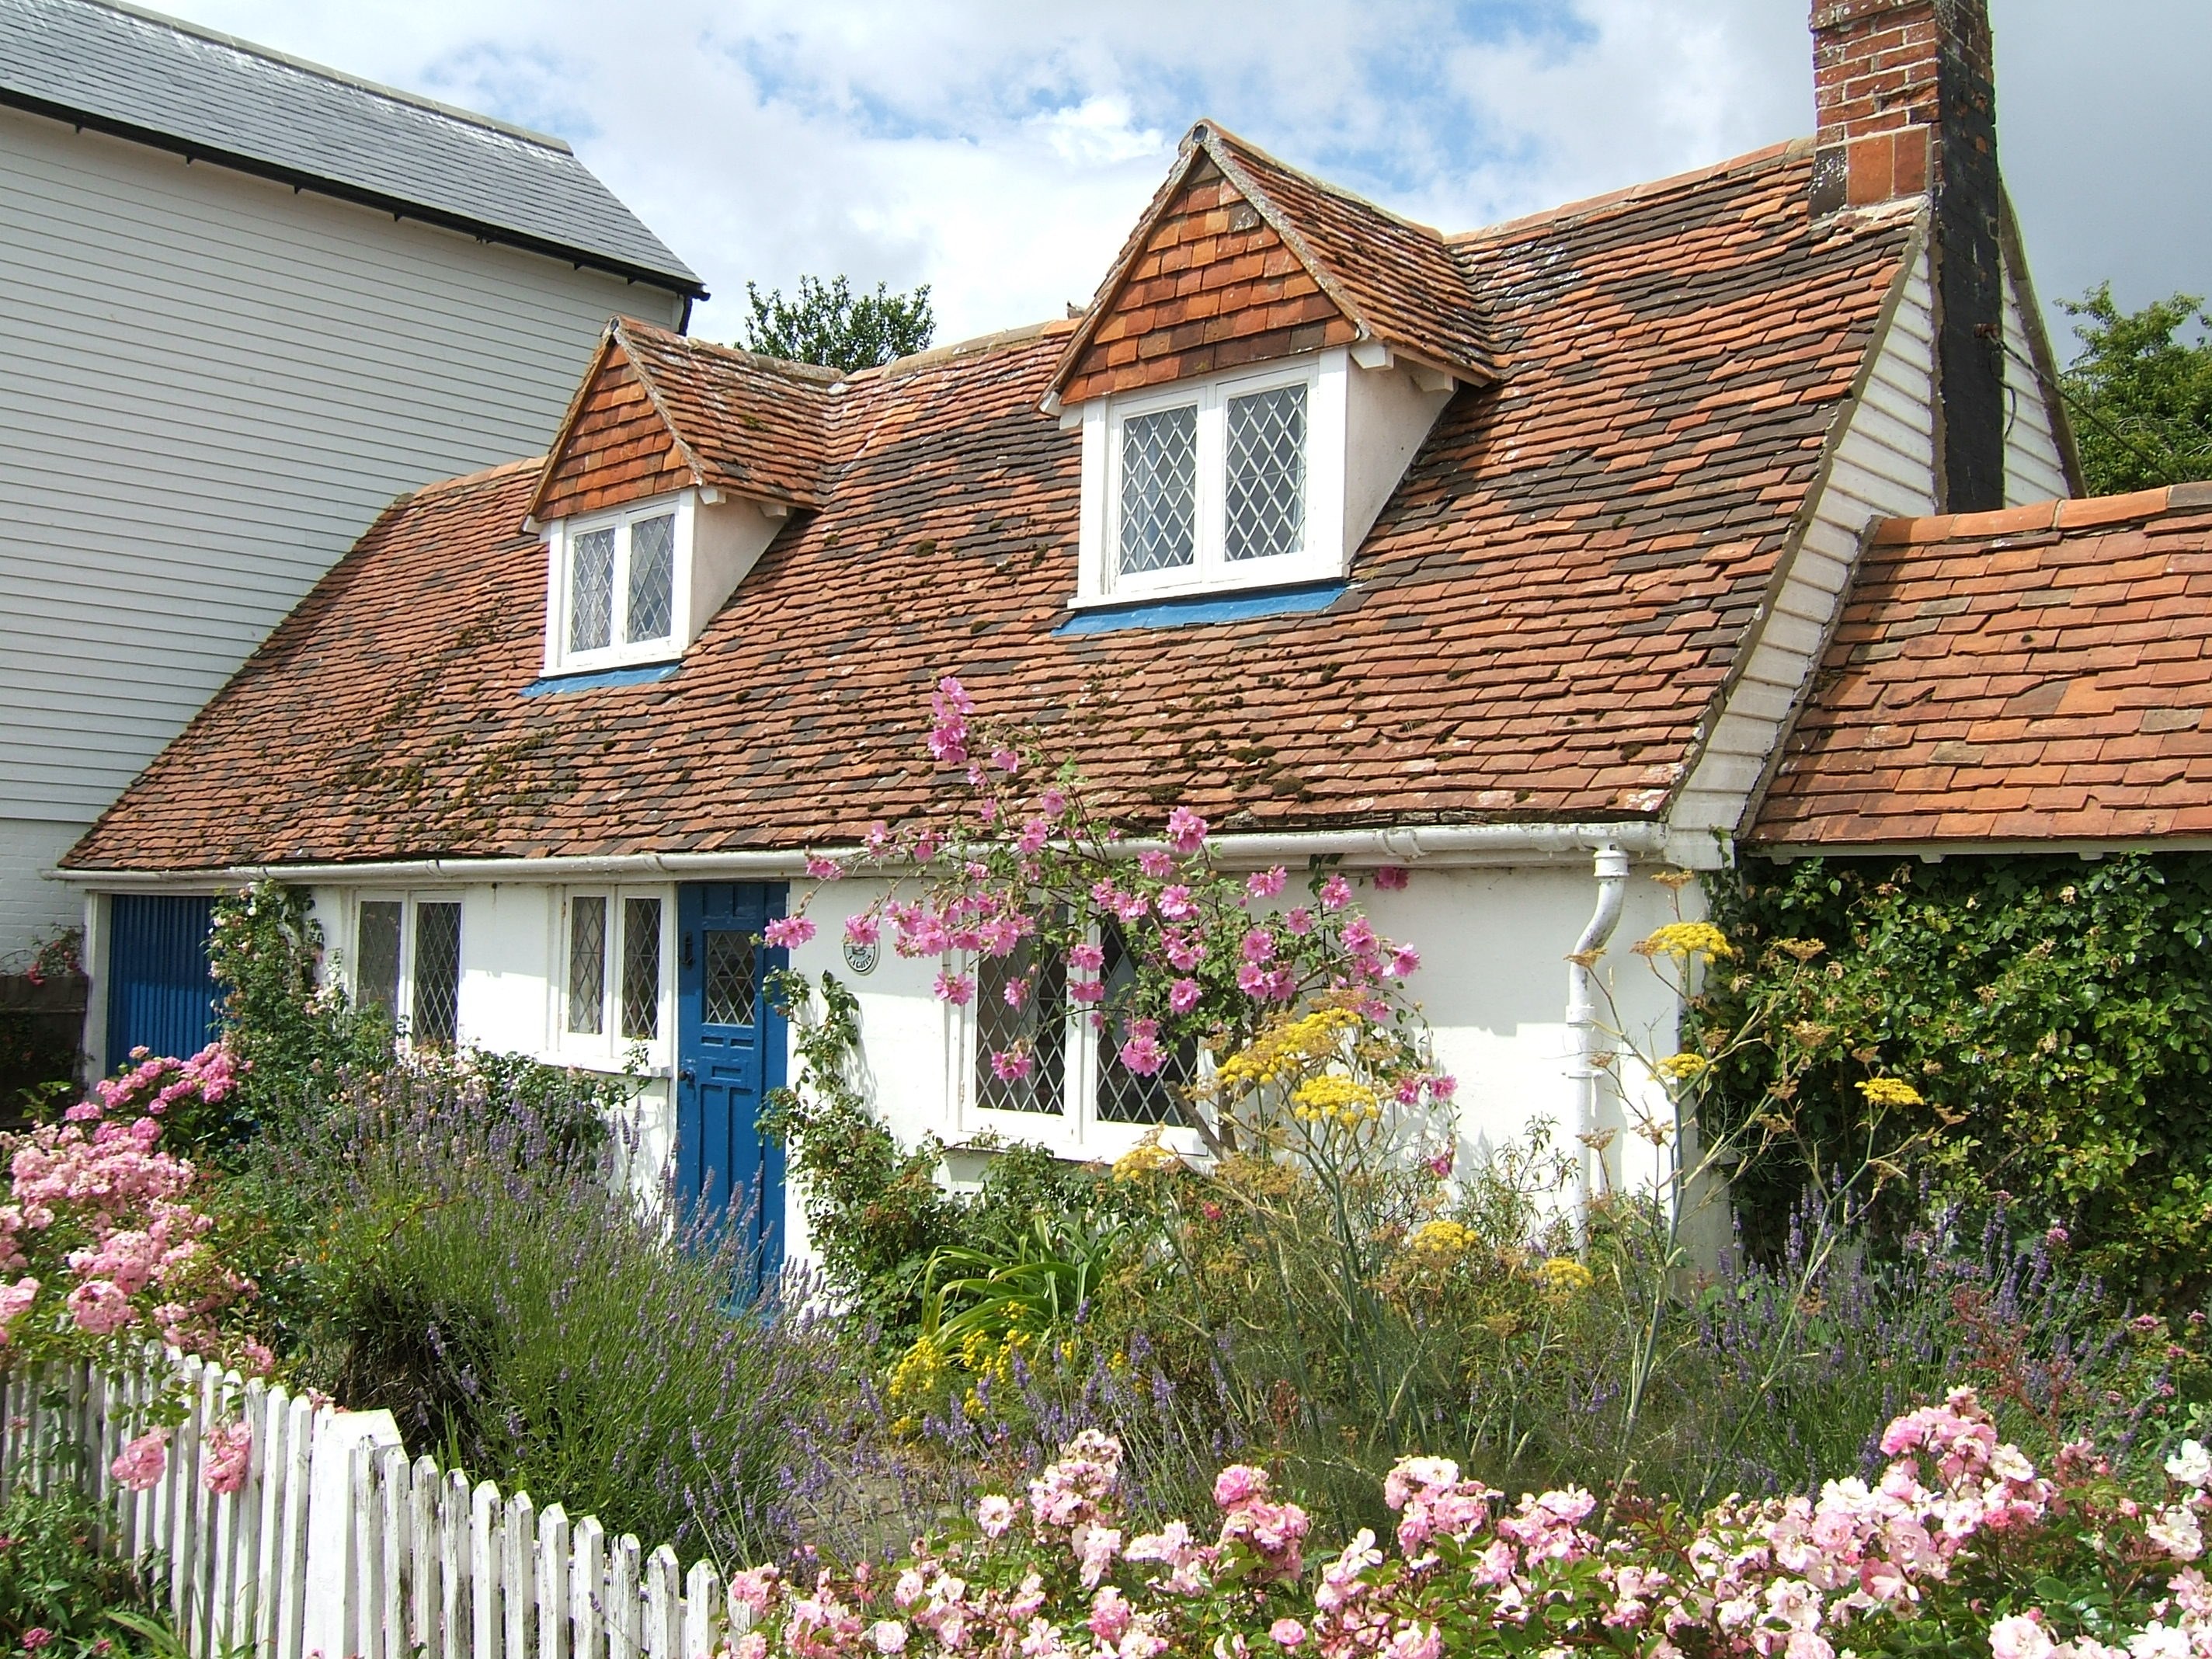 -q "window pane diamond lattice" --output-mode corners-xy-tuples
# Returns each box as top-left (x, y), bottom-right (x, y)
(622, 898), (662, 1041)
(704, 932), (756, 1028)
(411, 903), (462, 1048)
(976, 942), (1067, 1115)
(567, 897), (606, 1035)
(569, 527), (614, 652)
(1096, 926), (1193, 1125)
(356, 902), (402, 1020)
(1118, 406), (1198, 575)
(626, 515), (675, 643)
(1225, 385), (1307, 563)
